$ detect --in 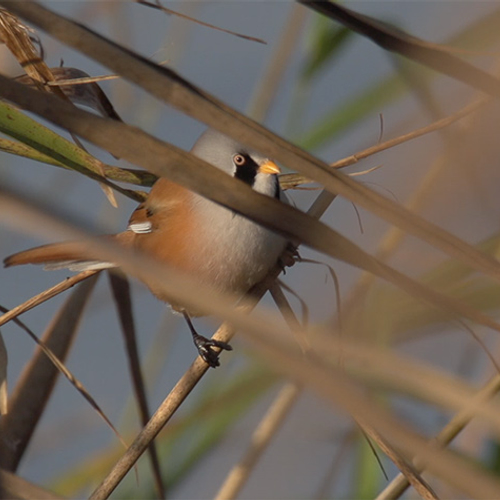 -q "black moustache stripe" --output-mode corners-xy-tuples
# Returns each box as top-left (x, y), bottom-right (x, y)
(234, 155), (258, 186)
